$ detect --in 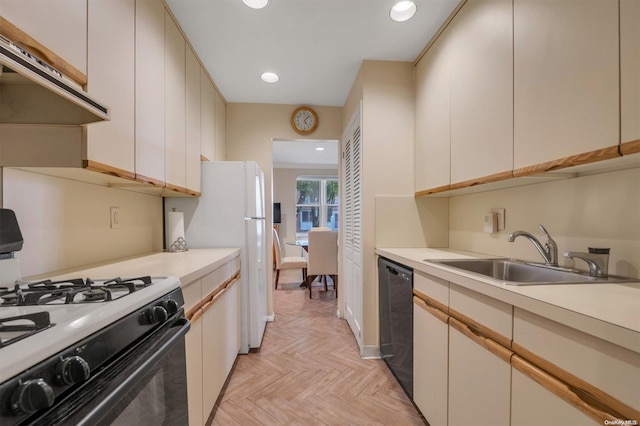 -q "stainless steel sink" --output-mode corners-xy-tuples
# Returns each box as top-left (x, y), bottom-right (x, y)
(423, 258), (637, 286)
